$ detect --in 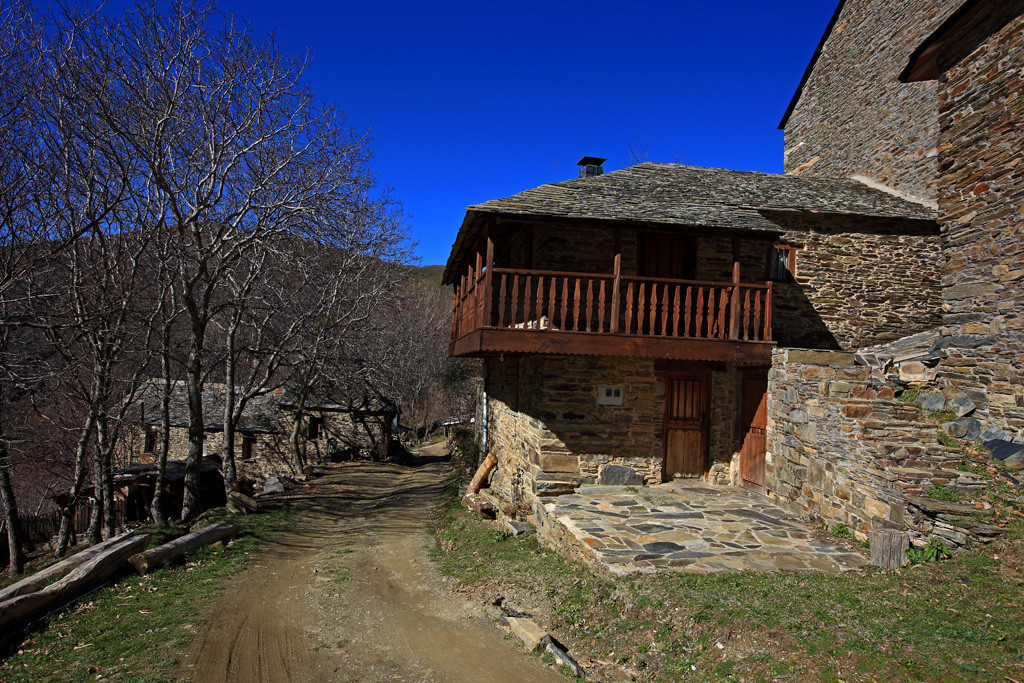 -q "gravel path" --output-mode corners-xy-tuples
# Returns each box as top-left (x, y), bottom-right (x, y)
(183, 451), (562, 682)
